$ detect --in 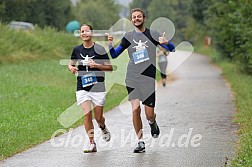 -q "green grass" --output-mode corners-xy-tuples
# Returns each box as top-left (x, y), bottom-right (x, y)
(0, 23), (82, 159)
(0, 23), (78, 63)
(221, 63), (252, 167)
(195, 45), (252, 167)
(0, 24), (128, 160)
(104, 84), (128, 111)
(0, 60), (75, 159)
(0, 59), (128, 160)
(0, 23), (163, 160)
